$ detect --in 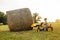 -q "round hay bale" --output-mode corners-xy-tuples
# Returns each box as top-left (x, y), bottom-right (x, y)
(6, 8), (33, 31)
